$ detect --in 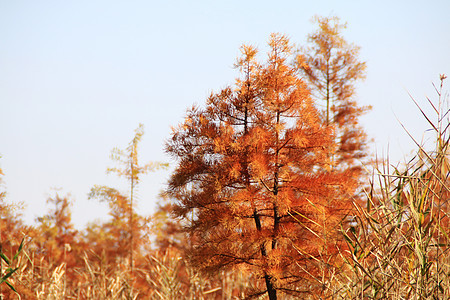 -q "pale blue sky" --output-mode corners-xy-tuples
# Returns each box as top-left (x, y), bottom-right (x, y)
(1, 0), (449, 229)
